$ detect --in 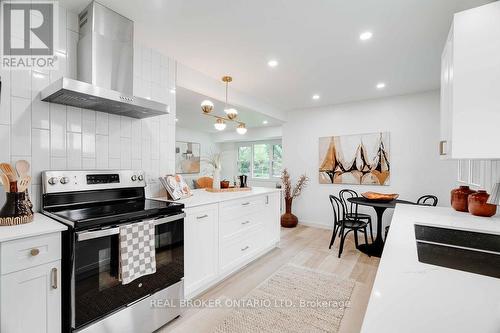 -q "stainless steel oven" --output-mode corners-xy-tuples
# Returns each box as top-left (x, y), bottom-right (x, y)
(41, 170), (185, 333)
(73, 213), (184, 330)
